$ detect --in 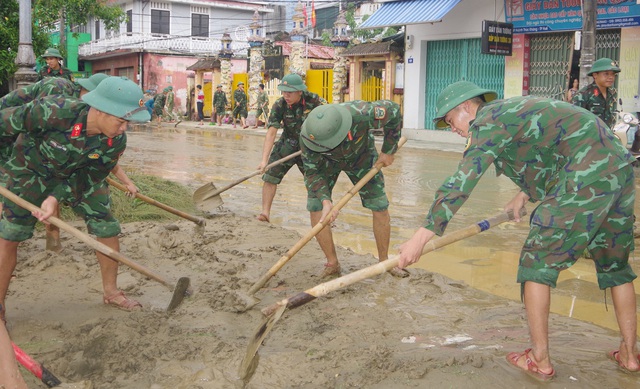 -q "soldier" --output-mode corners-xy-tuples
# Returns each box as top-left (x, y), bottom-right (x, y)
(0, 77), (150, 325)
(163, 85), (179, 124)
(398, 81), (639, 379)
(253, 83), (269, 129)
(37, 47), (74, 82)
(153, 88), (167, 125)
(232, 82), (248, 128)
(212, 84), (228, 126)
(571, 57), (620, 128)
(0, 74), (137, 252)
(300, 100), (406, 278)
(256, 74), (325, 223)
